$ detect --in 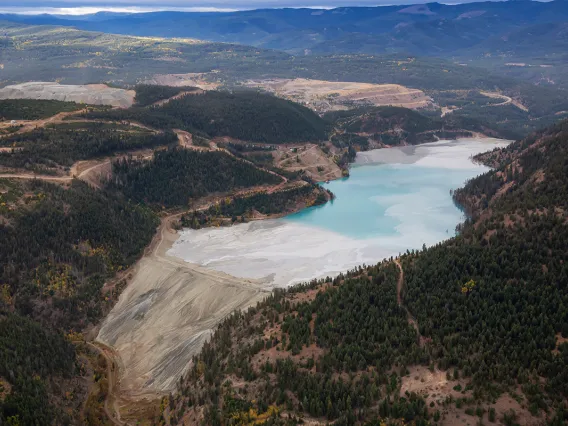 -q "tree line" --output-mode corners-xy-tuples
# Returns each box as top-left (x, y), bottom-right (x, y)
(83, 90), (330, 144)
(180, 185), (330, 228)
(0, 179), (158, 424)
(108, 148), (283, 208)
(0, 124), (177, 172)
